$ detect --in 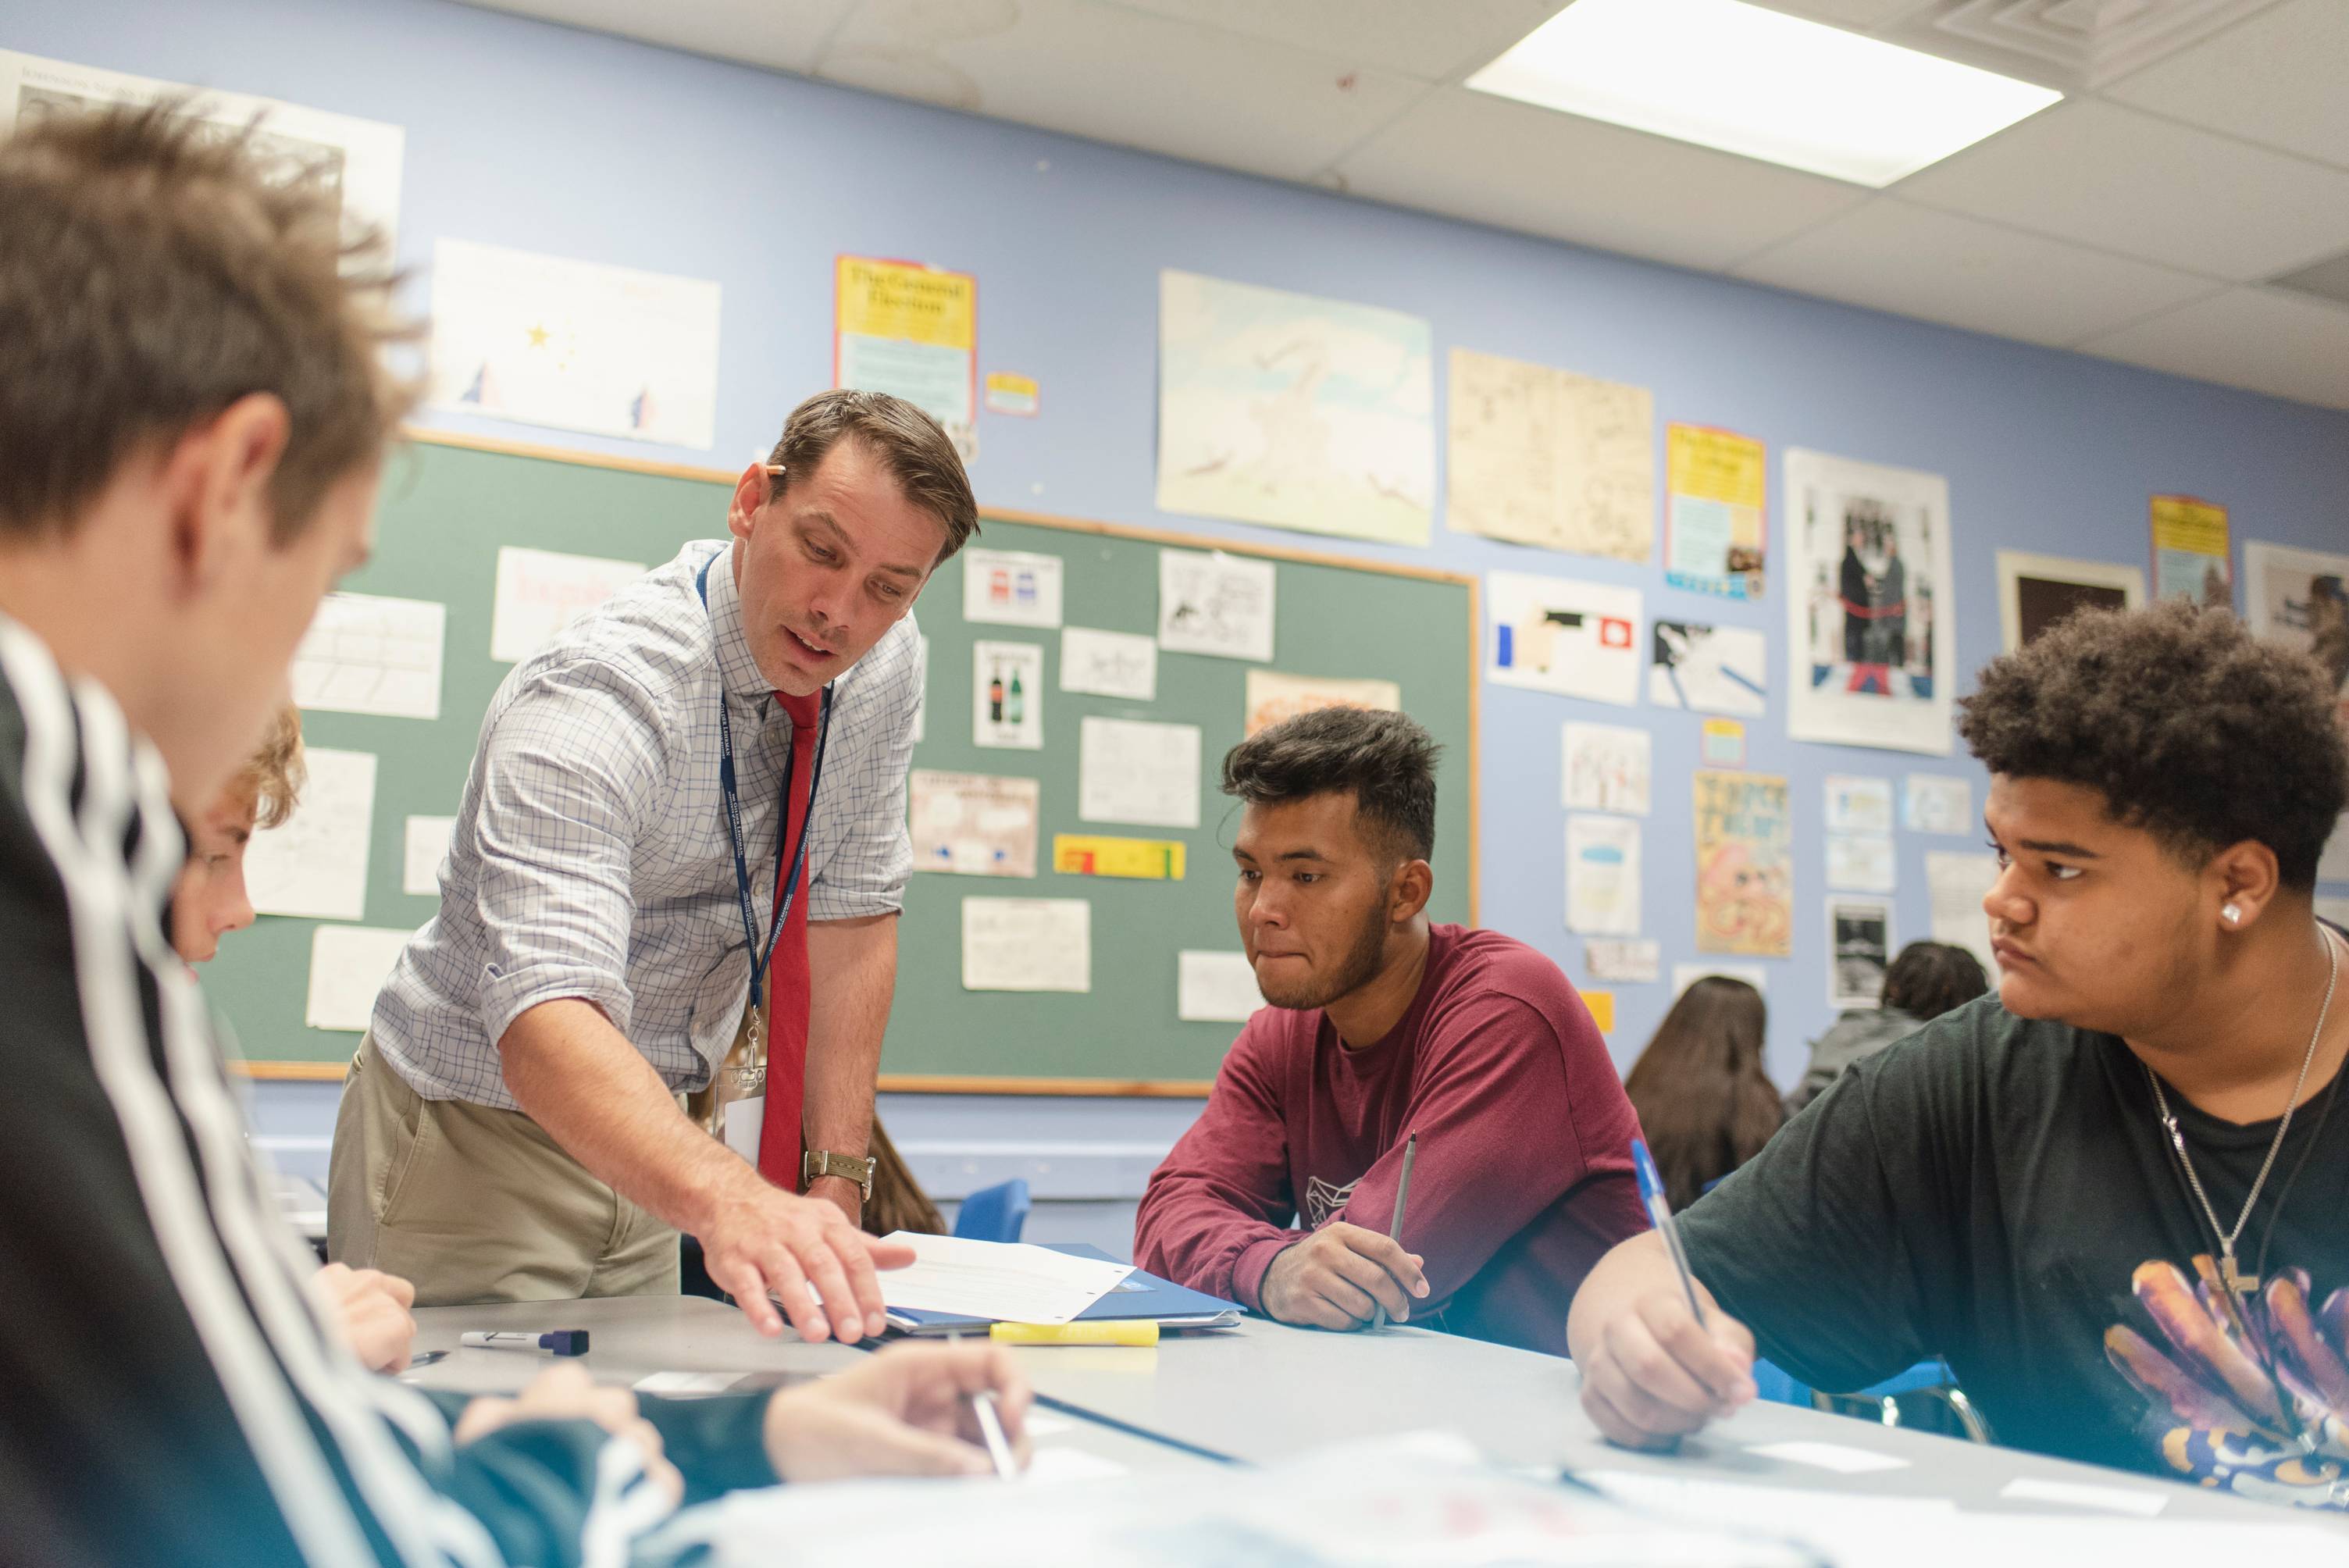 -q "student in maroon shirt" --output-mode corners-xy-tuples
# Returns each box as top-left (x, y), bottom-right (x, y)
(1134, 708), (1649, 1358)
